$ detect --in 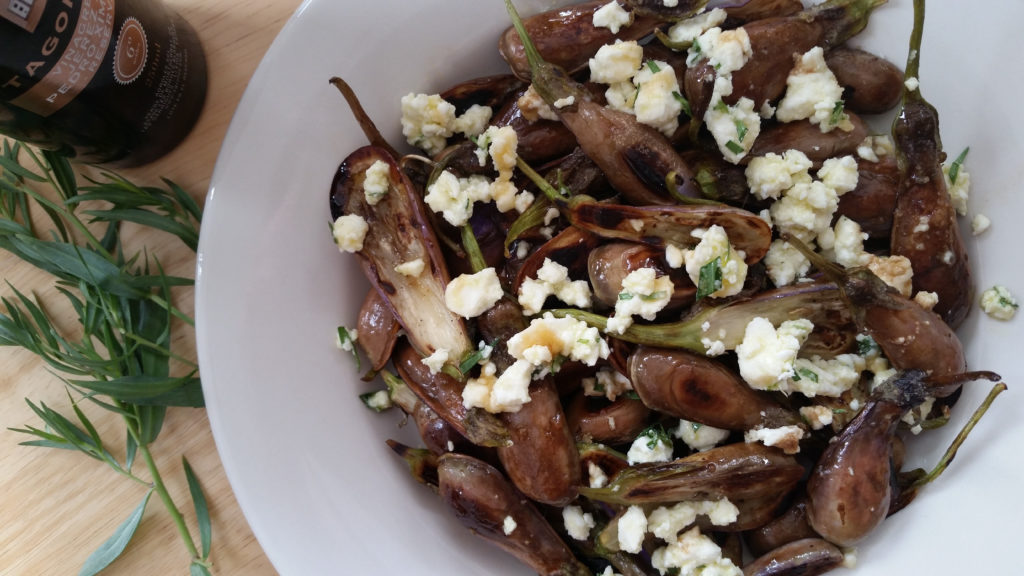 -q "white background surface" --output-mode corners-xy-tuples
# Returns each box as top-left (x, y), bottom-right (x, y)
(196, 1), (1024, 574)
